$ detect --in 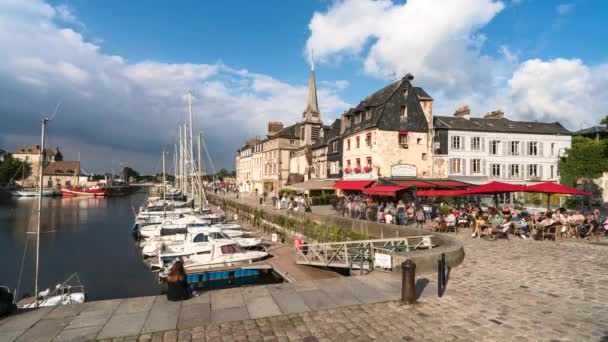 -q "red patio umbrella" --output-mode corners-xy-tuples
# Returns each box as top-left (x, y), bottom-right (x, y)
(524, 182), (591, 196)
(524, 182), (591, 209)
(463, 181), (525, 195)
